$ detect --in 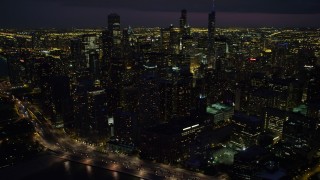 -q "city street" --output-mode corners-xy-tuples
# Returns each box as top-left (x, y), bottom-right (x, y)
(12, 95), (219, 180)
